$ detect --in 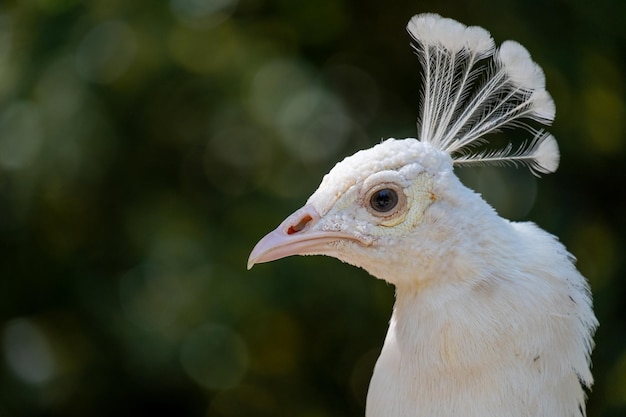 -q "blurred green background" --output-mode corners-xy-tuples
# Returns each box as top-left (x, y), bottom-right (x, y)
(0, 0), (624, 416)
